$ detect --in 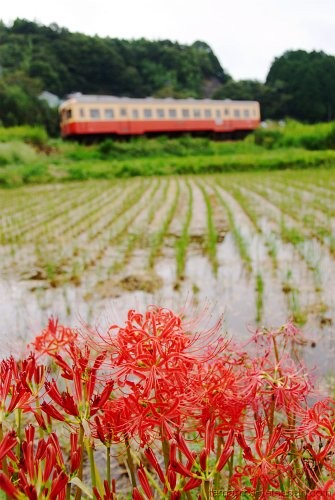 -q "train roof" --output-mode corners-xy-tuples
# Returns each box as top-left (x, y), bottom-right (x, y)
(61, 93), (259, 106)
